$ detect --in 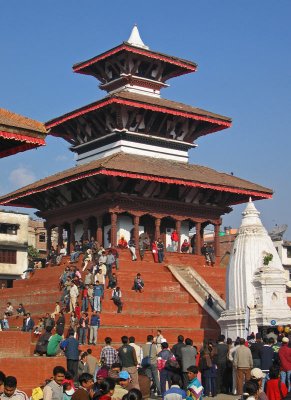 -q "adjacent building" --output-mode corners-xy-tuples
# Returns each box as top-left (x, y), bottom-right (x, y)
(0, 210), (29, 287)
(28, 218), (47, 255)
